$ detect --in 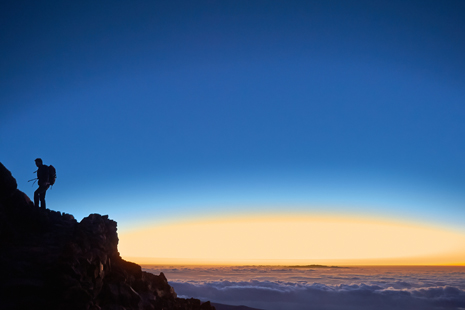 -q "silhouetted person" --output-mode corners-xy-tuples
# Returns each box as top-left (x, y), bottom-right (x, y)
(34, 158), (50, 209)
